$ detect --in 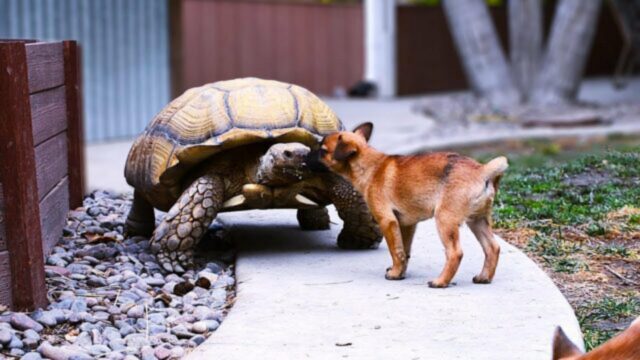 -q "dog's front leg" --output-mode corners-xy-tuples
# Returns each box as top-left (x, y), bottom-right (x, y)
(375, 214), (407, 280)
